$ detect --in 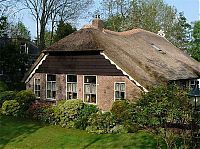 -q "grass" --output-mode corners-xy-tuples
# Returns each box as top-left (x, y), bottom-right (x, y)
(0, 116), (164, 149)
